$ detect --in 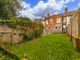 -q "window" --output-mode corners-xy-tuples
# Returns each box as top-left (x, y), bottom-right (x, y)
(49, 19), (53, 24)
(63, 25), (66, 28)
(63, 19), (66, 23)
(56, 18), (61, 23)
(46, 20), (48, 24)
(41, 22), (45, 26)
(67, 16), (71, 25)
(55, 27), (57, 29)
(63, 17), (66, 23)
